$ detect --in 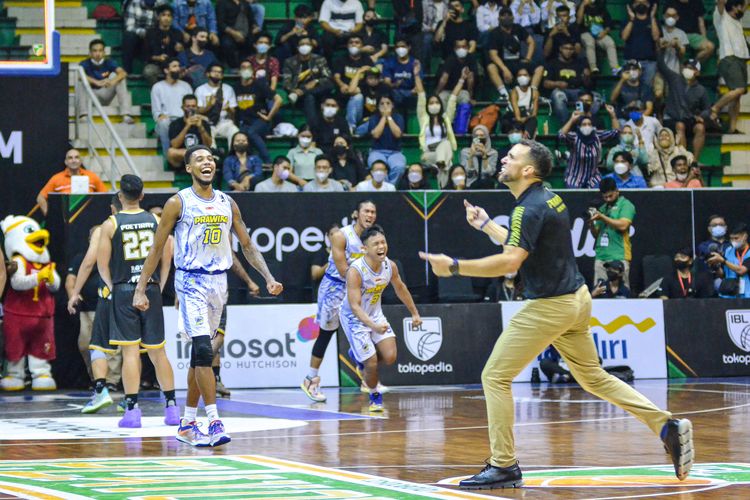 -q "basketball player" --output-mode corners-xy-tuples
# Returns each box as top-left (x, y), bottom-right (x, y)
(341, 225), (421, 412)
(133, 144), (283, 447)
(301, 201), (381, 403)
(97, 175), (178, 428)
(421, 140), (693, 489)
